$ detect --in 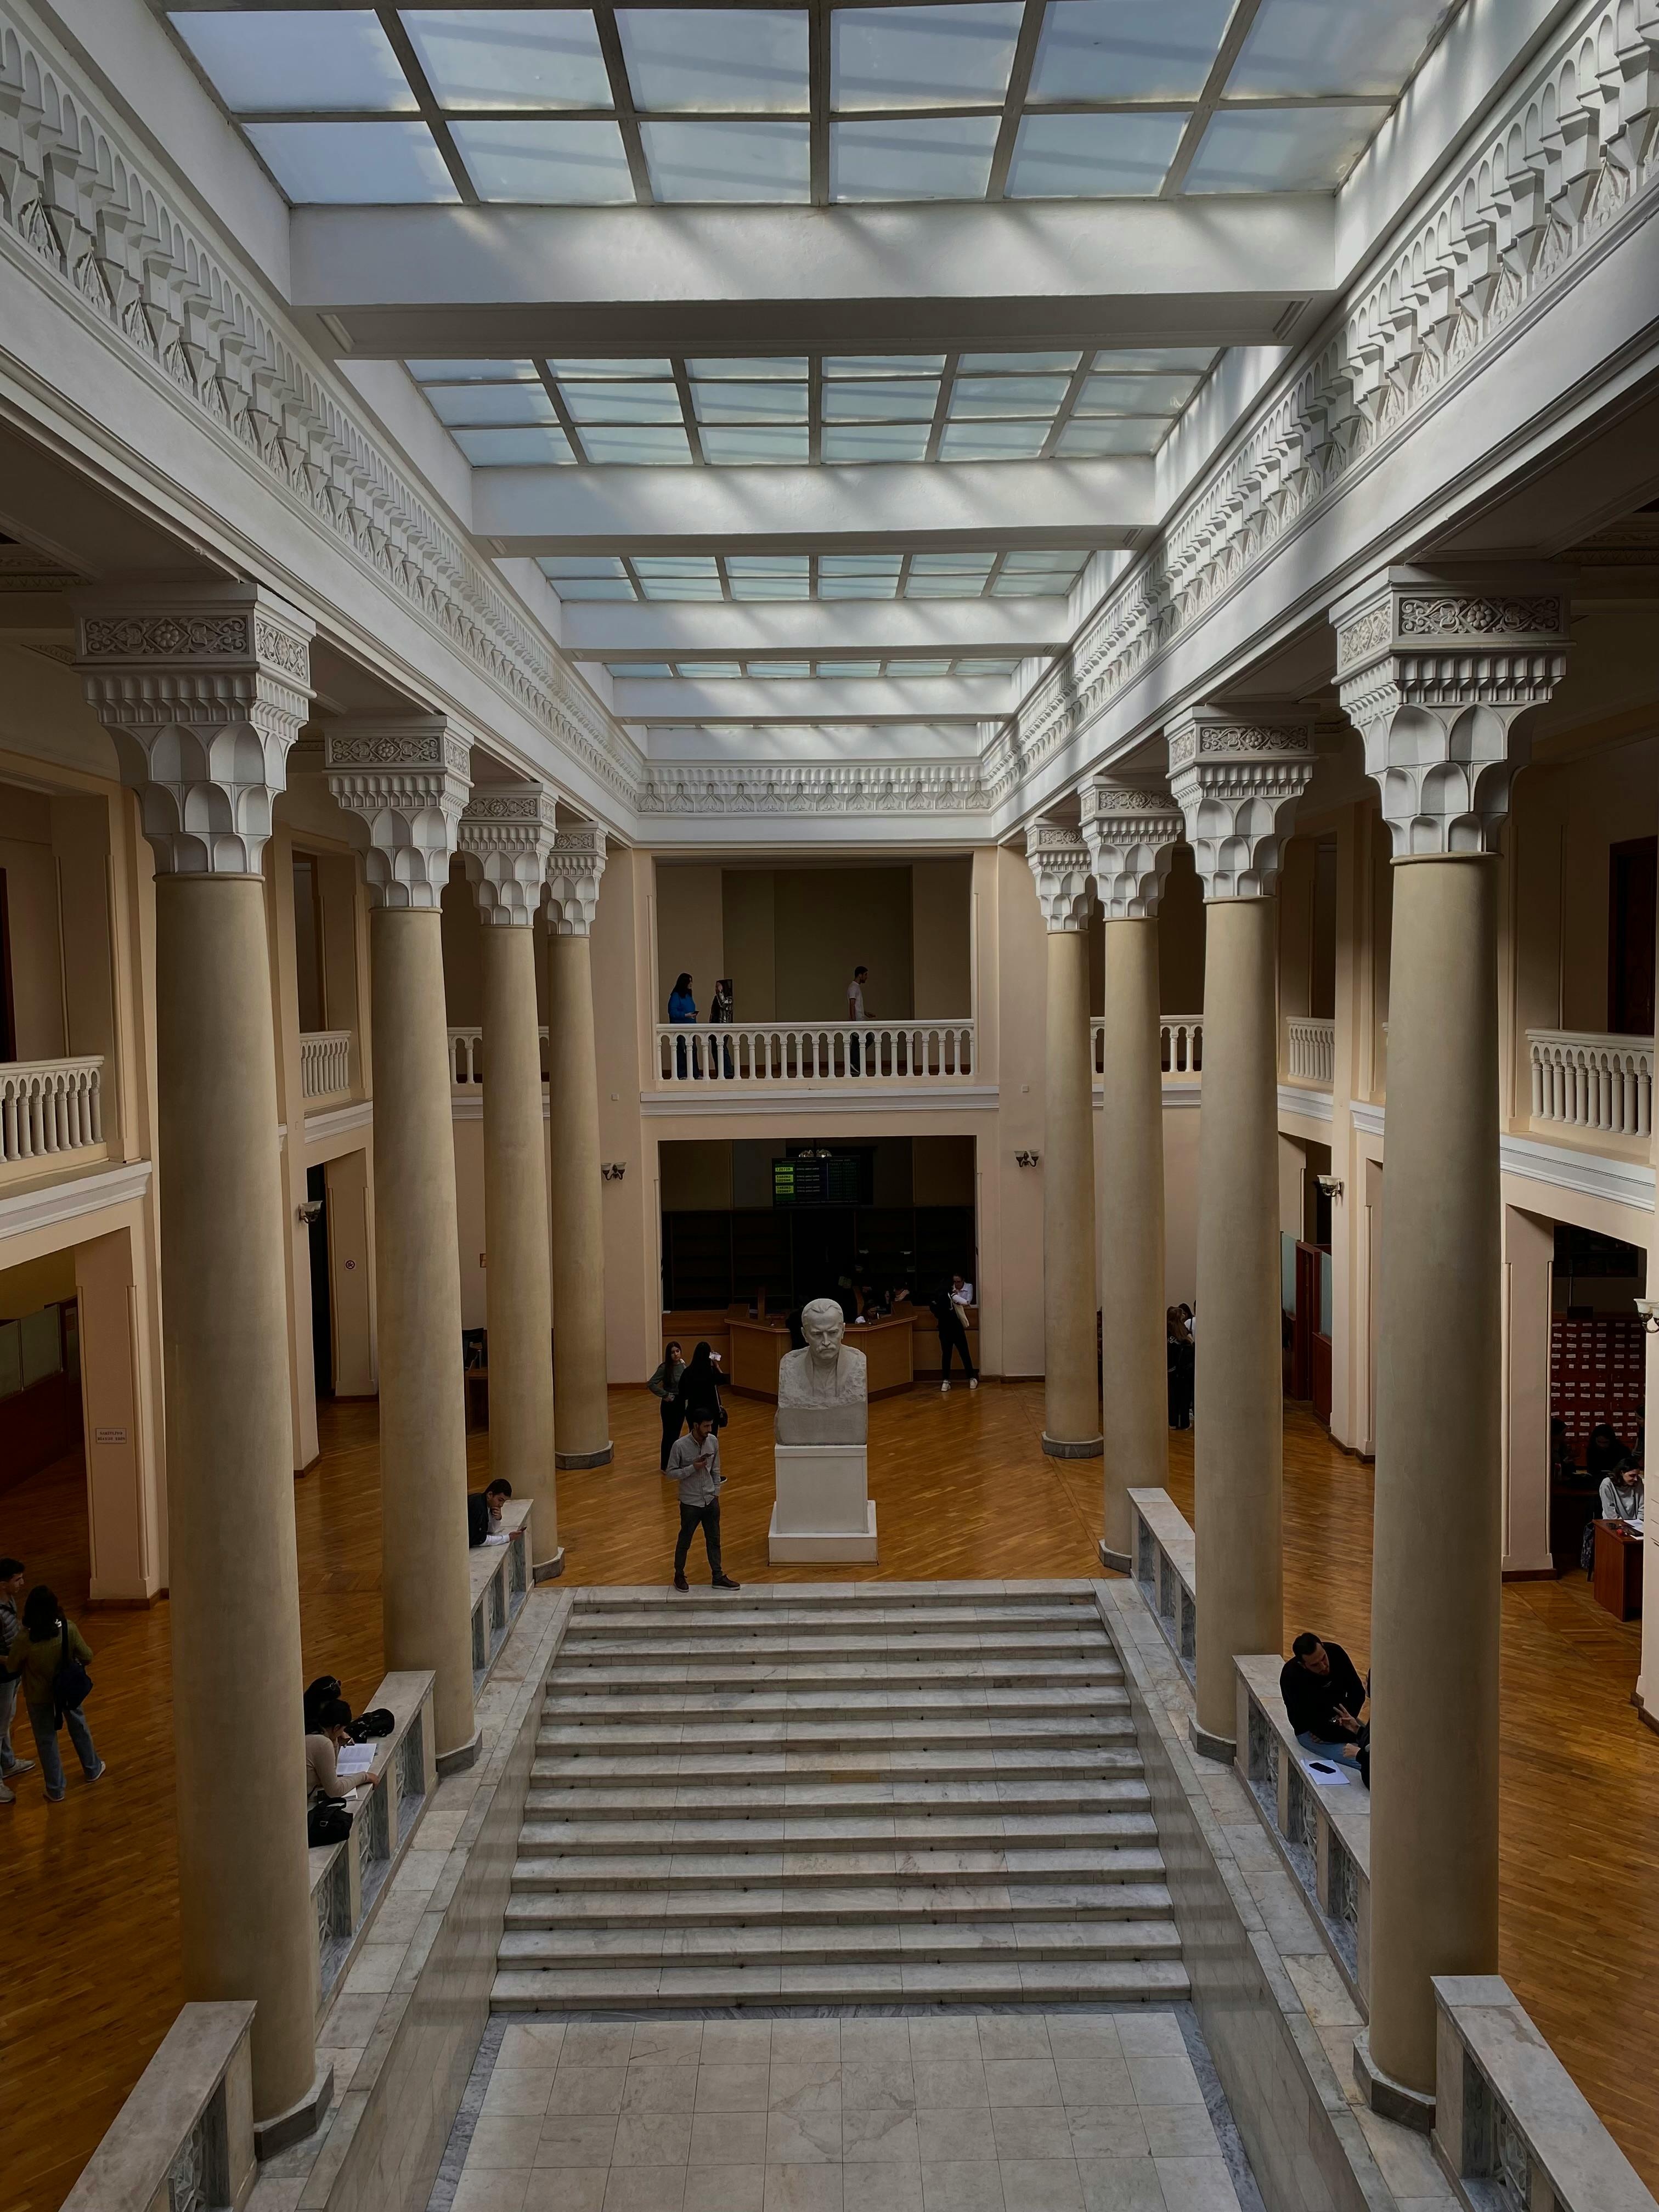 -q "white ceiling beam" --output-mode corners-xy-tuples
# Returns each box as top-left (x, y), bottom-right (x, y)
(559, 599), (1066, 657)
(477, 458), (1152, 555)
(612, 675), (1008, 723)
(292, 200), (1334, 358)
